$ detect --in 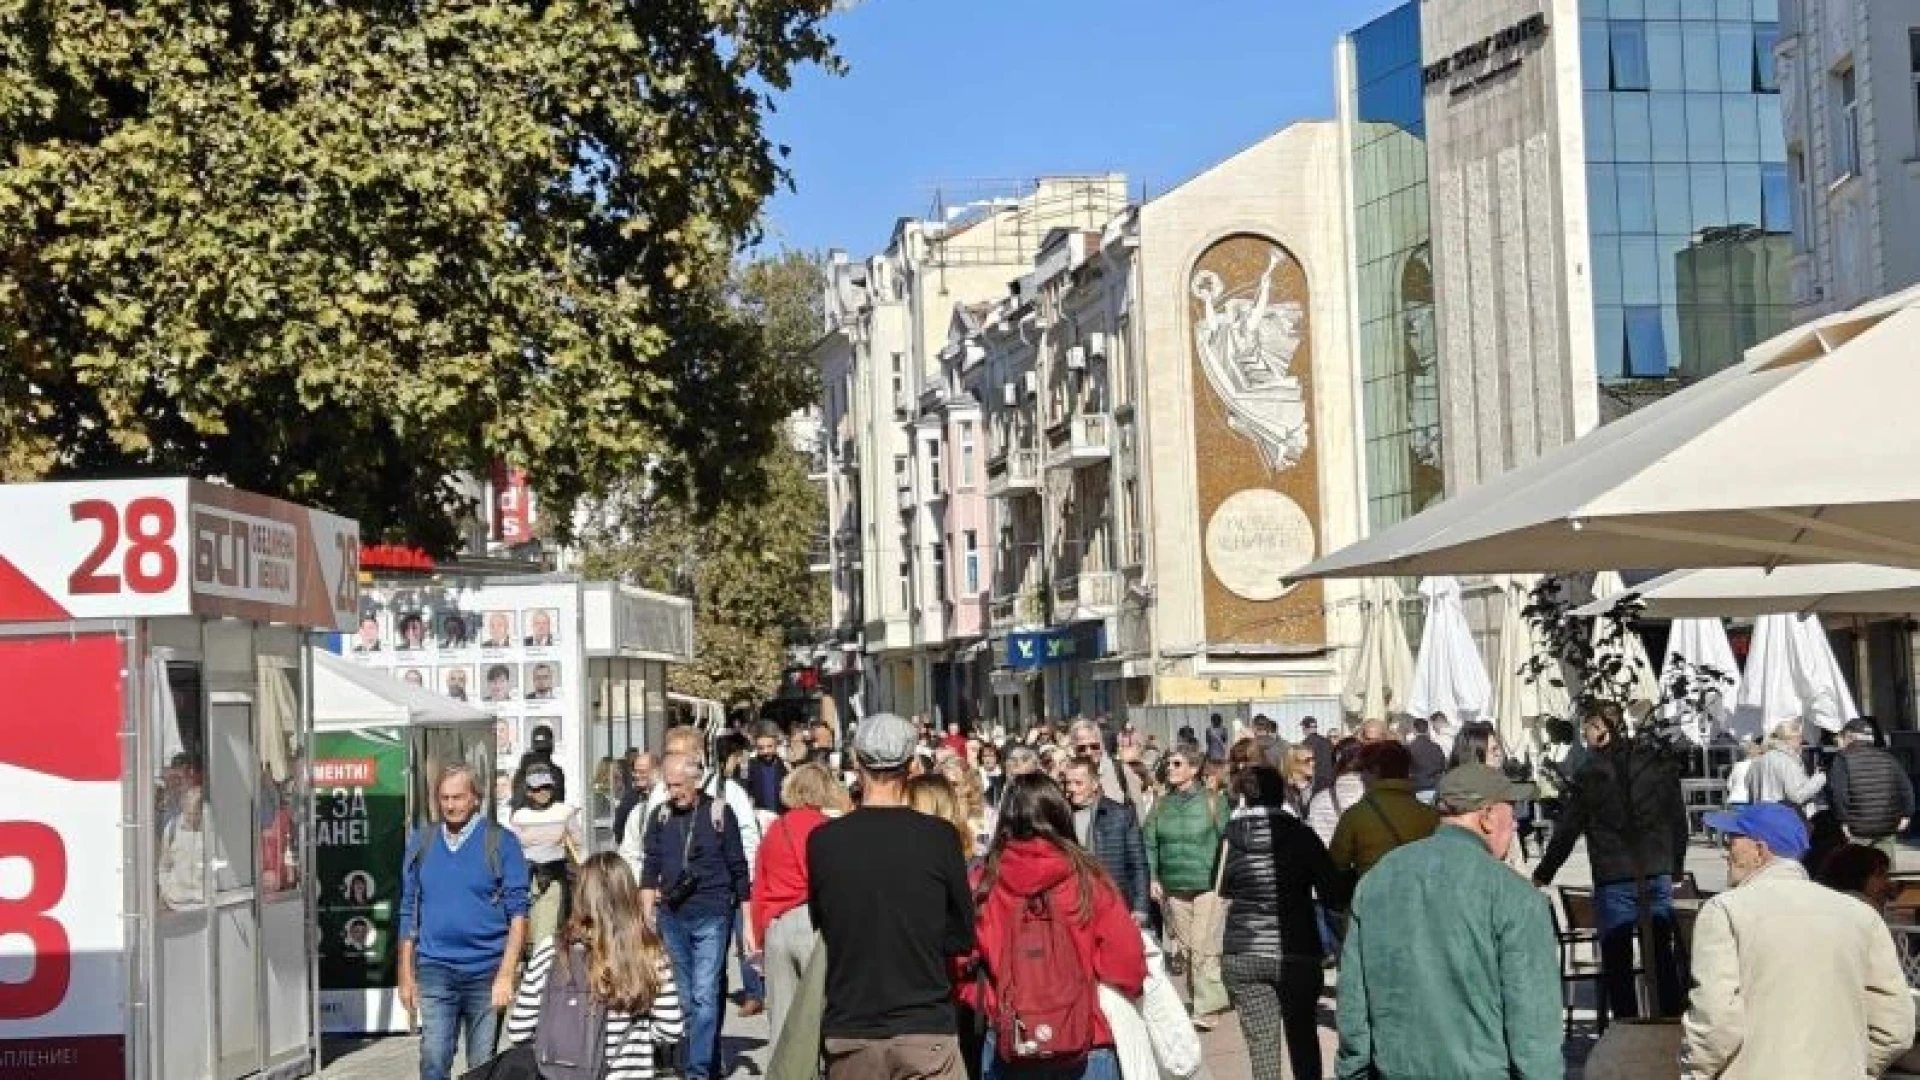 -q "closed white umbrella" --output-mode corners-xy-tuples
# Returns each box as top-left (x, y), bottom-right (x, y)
(1584, 572), (1661, 719)
(1408, 577), (1492, 747)
(1491, 576), (1573, 758)
(1290, 285), (1920, 581)
(1732, 613), (1860, 739)
(1342, 580), (1417, 726)
(1661, 618), (1741, 744)
(1588, 563), (1920, 619)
